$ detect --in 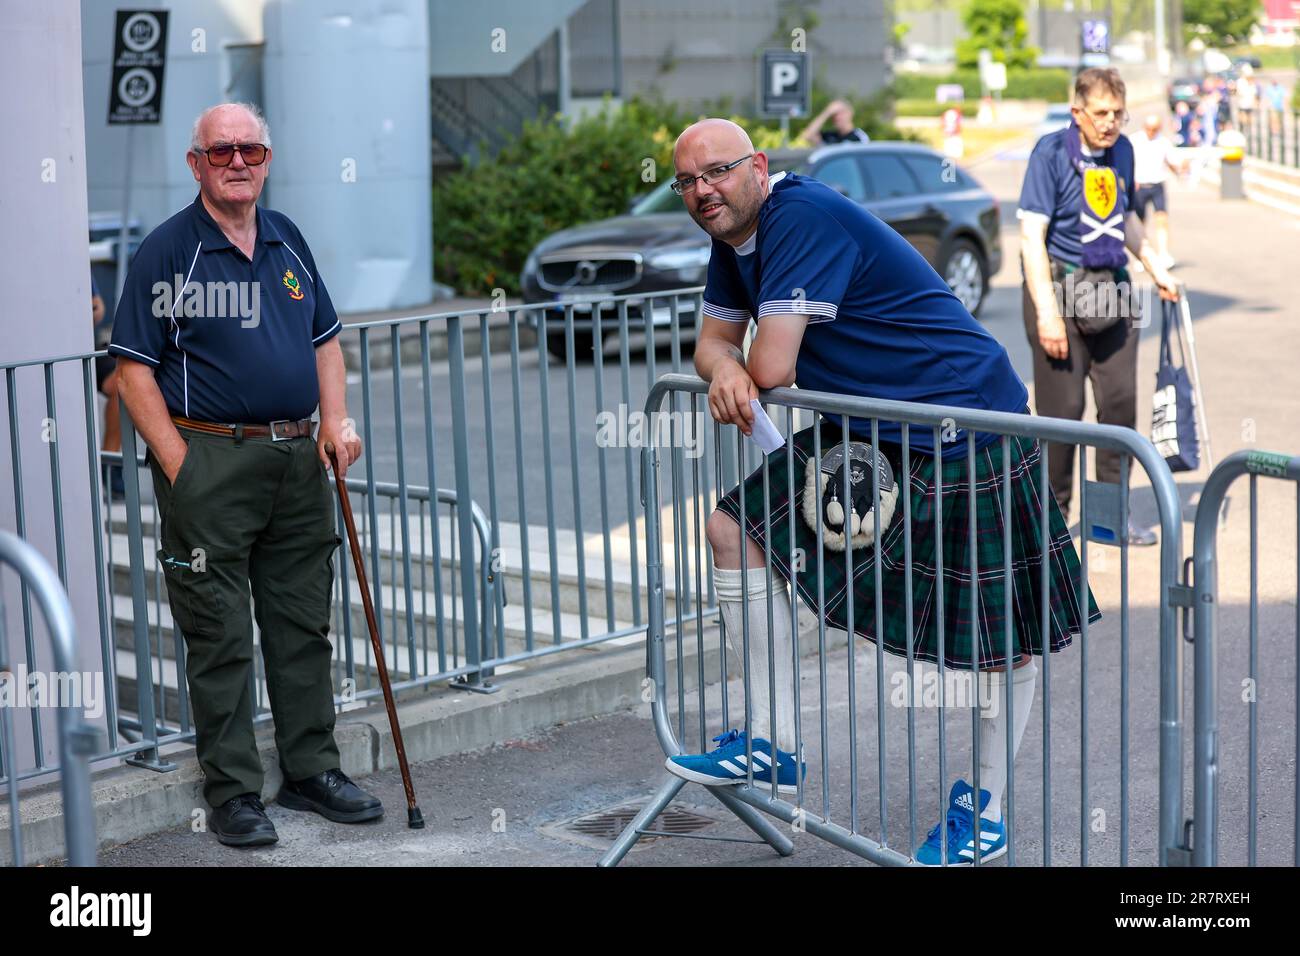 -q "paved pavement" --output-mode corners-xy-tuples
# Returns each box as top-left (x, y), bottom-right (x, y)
(98, 116), (1300, 867)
